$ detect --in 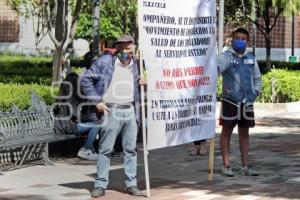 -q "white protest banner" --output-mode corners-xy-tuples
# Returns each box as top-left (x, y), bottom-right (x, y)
(138, 0), (217, 150)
